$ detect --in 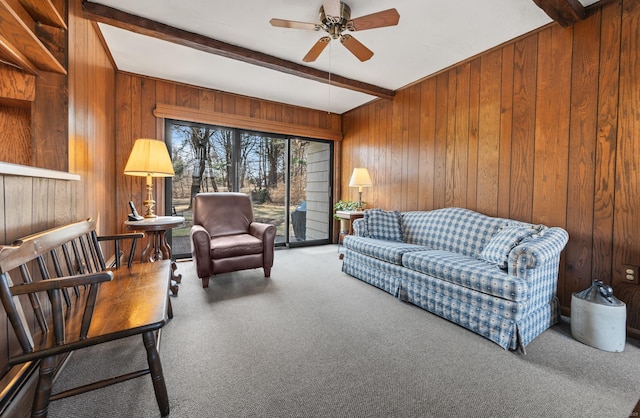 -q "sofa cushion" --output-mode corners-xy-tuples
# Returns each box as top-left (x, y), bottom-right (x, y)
(365, 209), (403, 242)
(479, 224), (542, 268)
(343, 235), (427, 265)
(402, 250), (528, 302)
(401, 208), (507, 256)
